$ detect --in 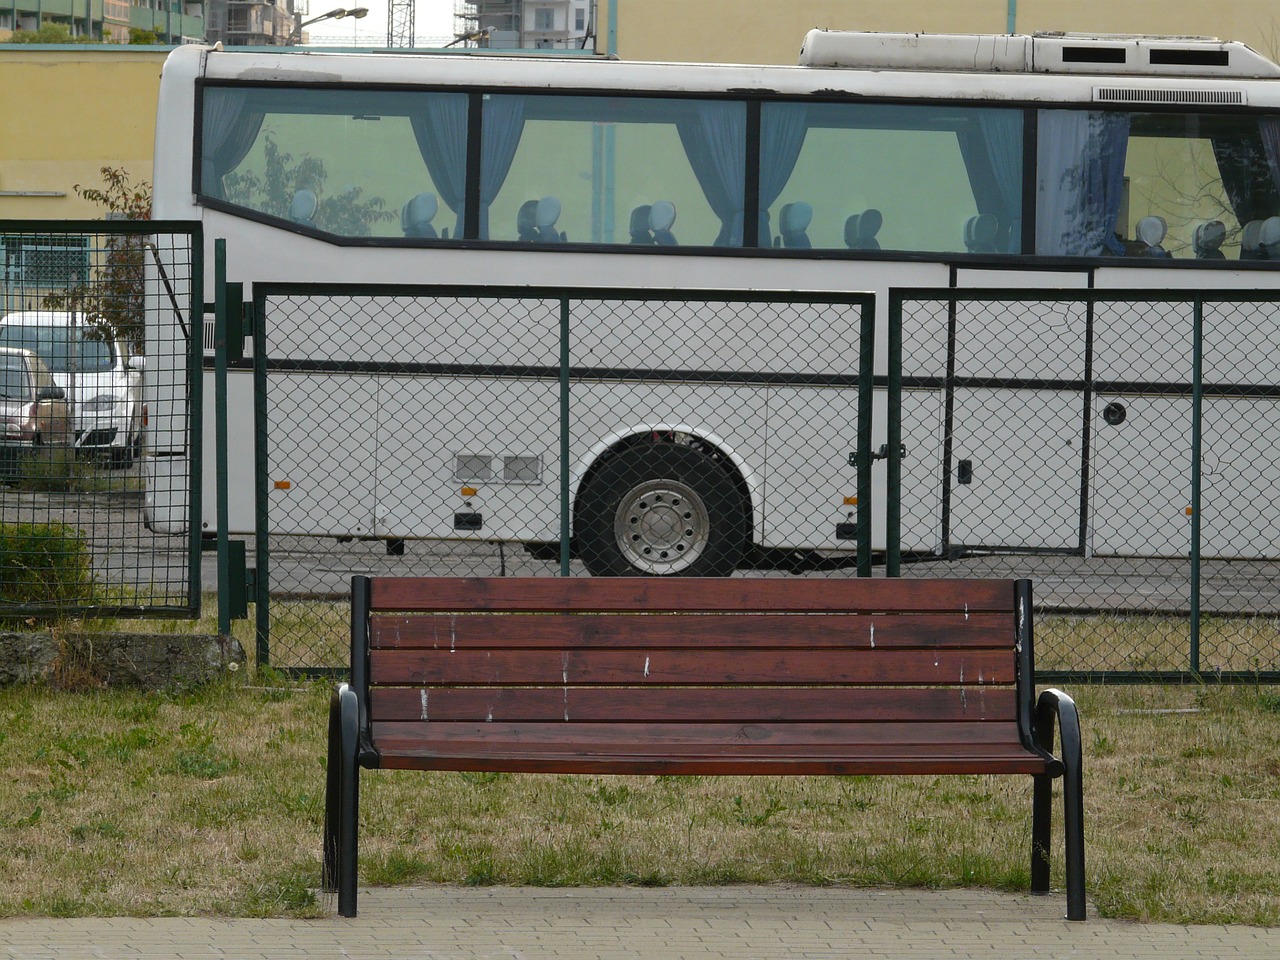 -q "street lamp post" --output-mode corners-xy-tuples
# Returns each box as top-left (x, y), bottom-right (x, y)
(291, 6), (369, 45)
